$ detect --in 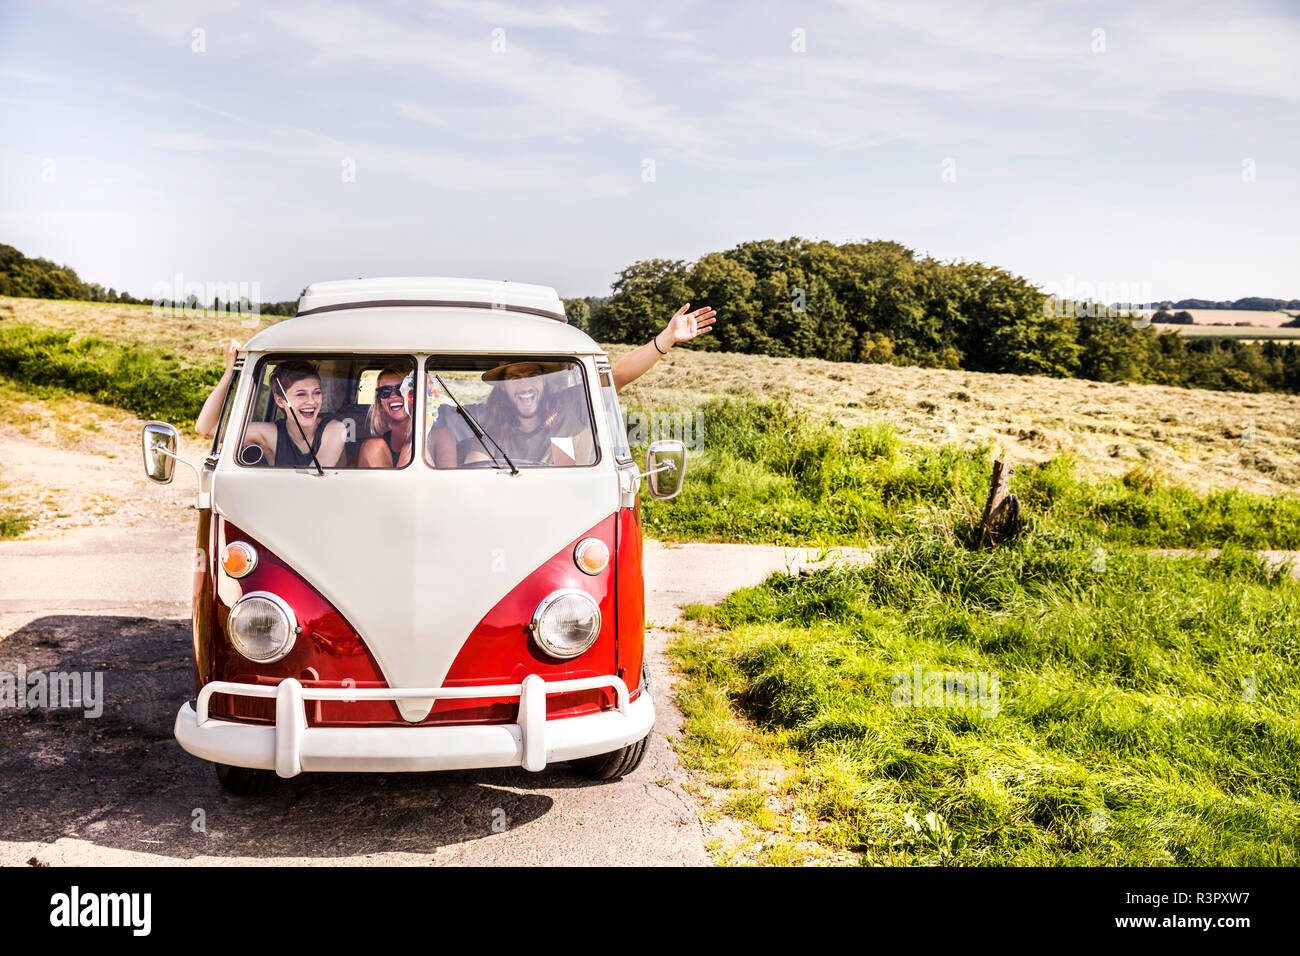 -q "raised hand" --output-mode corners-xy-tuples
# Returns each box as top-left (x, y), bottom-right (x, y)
(663, 303), (717, 345)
